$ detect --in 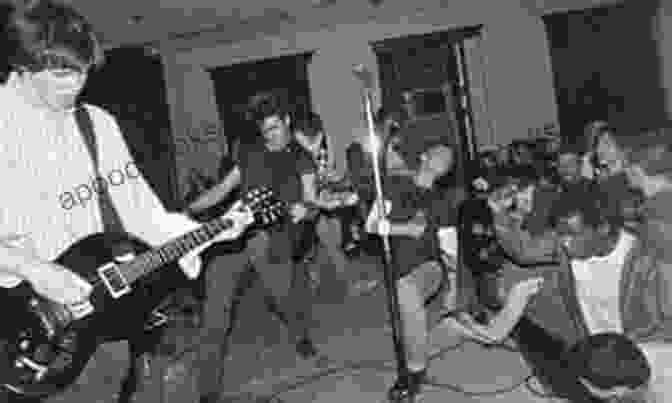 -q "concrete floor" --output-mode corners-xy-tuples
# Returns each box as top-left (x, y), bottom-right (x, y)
(40, 252), (568, 403)
(208, 252), (567, 403)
